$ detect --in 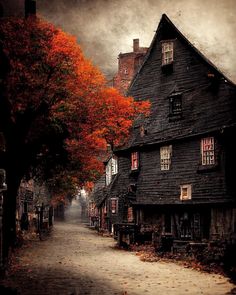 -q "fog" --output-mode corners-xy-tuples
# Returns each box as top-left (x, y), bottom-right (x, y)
(38, 0), (236, 82)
